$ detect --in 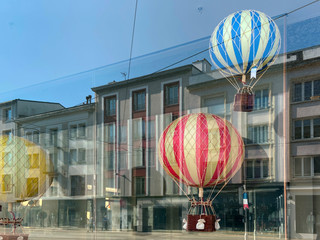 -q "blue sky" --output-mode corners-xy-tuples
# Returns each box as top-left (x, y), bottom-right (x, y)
(0, 0), (319, 107)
